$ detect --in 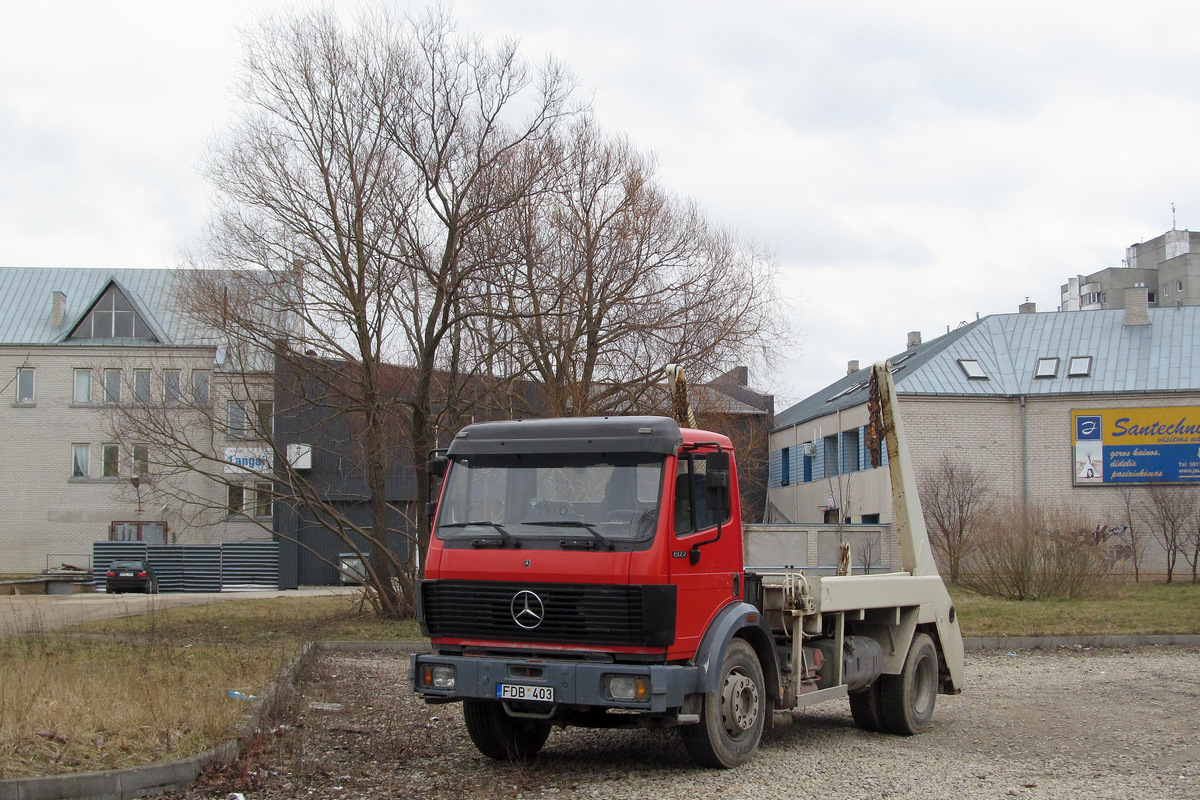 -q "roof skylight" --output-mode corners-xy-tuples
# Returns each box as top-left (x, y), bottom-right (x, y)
(957, 359), (988, 380)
